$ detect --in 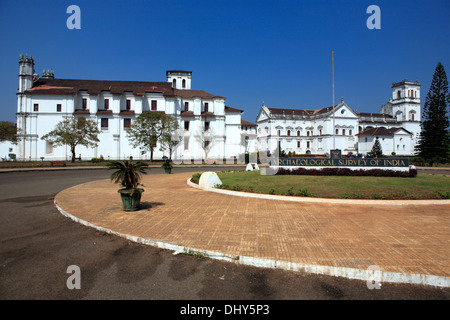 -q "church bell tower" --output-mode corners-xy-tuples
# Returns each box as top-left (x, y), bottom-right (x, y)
(18, 54), (35, 93)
